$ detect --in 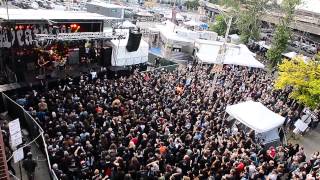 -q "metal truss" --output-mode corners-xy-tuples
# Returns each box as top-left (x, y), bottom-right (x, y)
(35, 32), (127, 41)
